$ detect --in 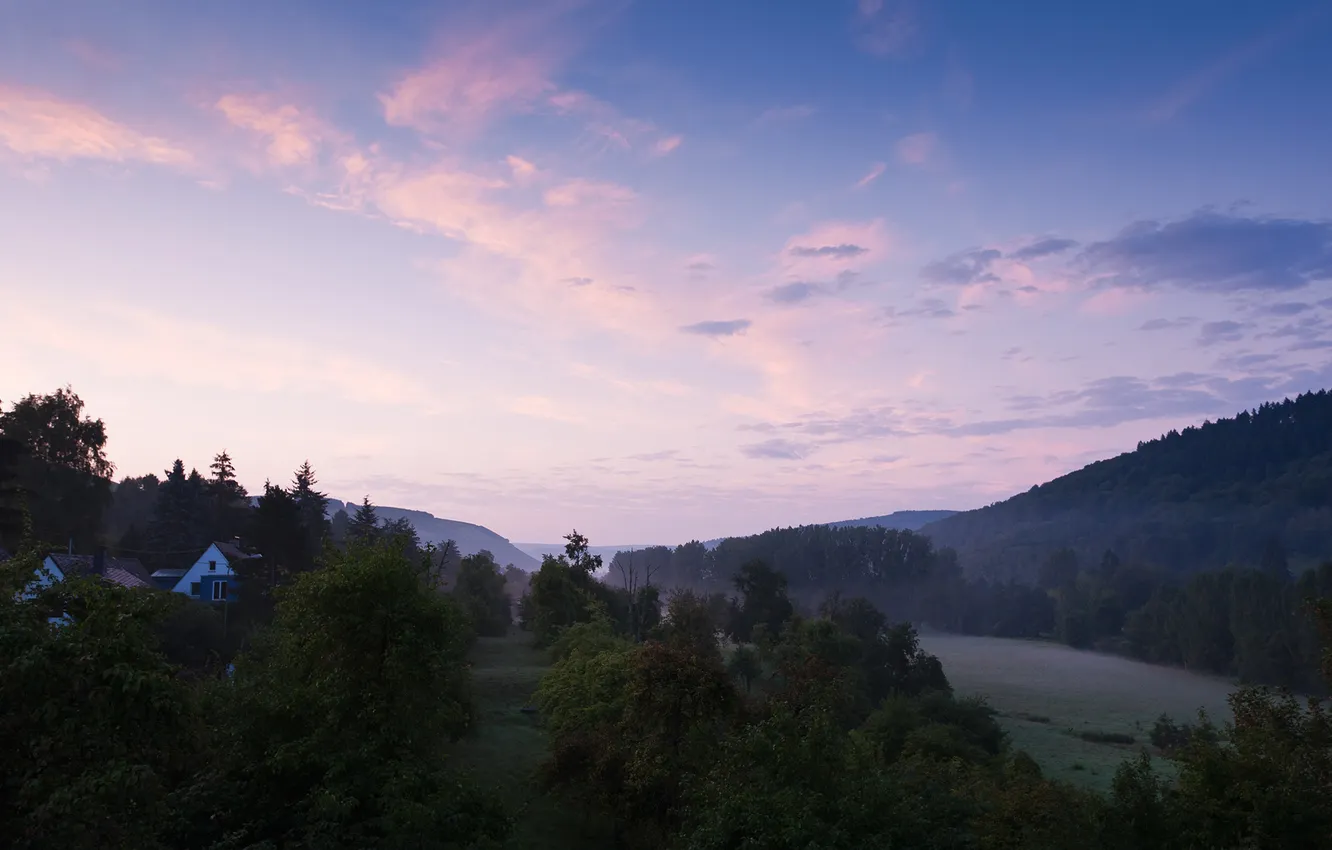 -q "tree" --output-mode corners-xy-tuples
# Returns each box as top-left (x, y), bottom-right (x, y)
(347, 495), (380, 544)
(290, 460), (330, 555)
(205, 450), (249, 543)
(1259, 535), (1289, 581)
(145, 460), (208, 568)
(727, 644), (762, 692)
(0, 547), (203, 850)
(0, 434), (28, 548)
(727, 559), (794, 642)
(0, 387), (113, 477)
(200, 540), (507, 848)
(0, 389), (113, 551)
(454, 550), (512, 637)
(615, 549), (661, 642)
